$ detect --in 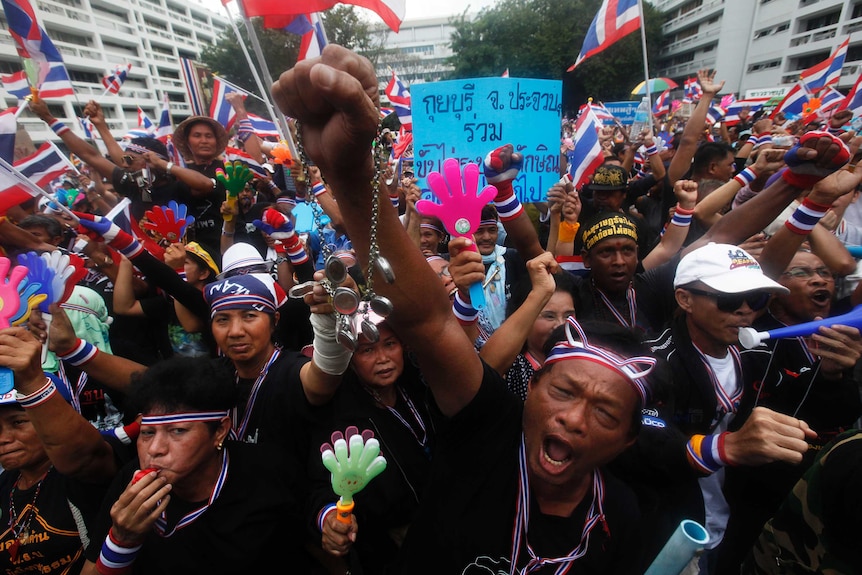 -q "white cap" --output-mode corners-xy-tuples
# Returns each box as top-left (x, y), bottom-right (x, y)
(674, 242), (789, 294)
(221, 242), (268, 276)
